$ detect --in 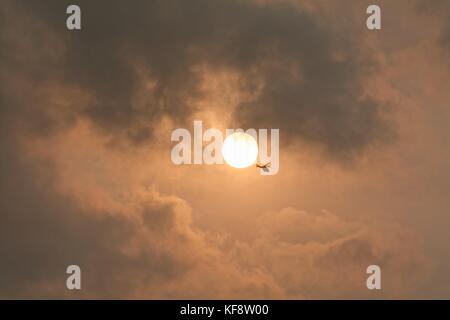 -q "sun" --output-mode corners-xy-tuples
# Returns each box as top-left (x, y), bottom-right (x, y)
(221, 132), (258, 168)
